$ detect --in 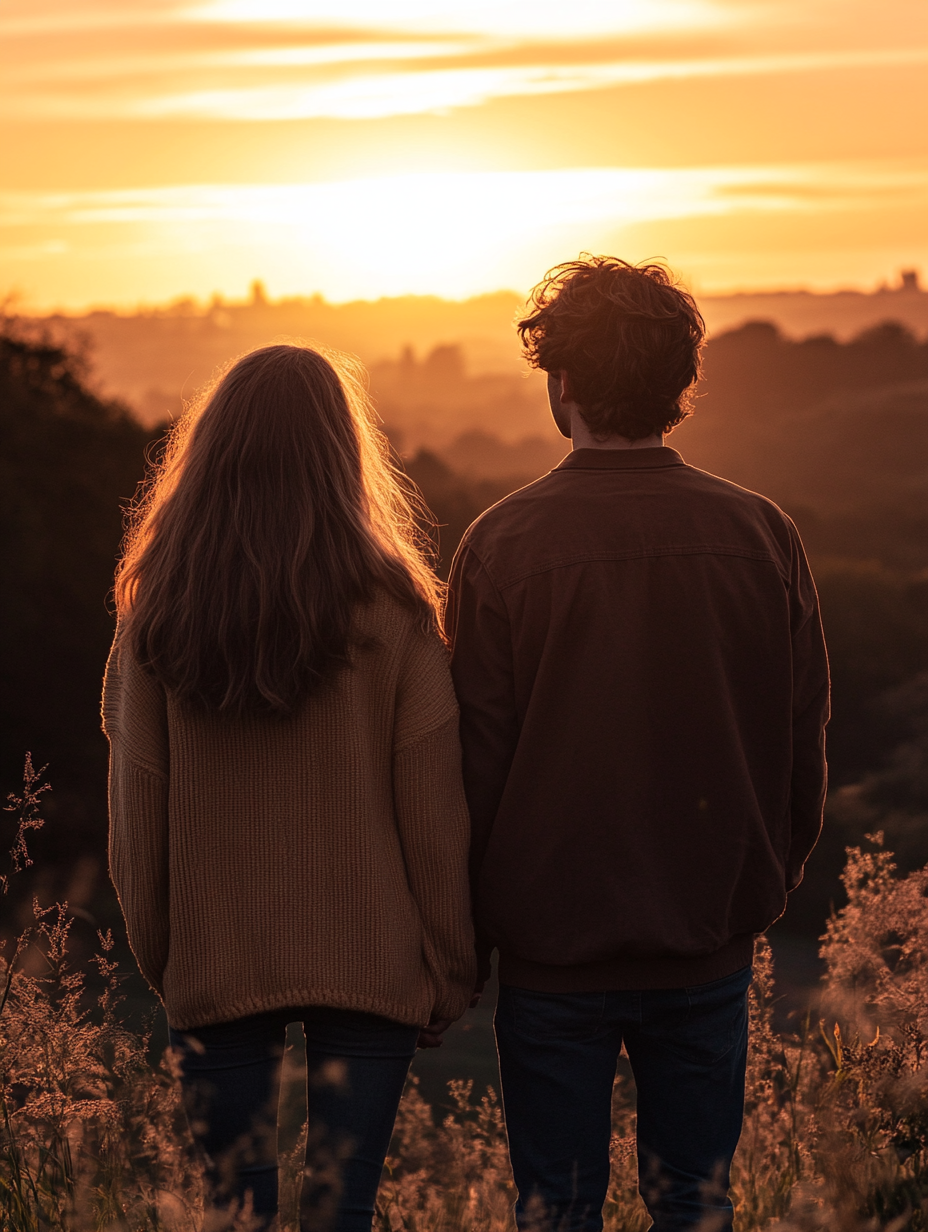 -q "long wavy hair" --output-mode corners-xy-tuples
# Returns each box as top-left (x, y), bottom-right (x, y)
(115, 343), (441, 715)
